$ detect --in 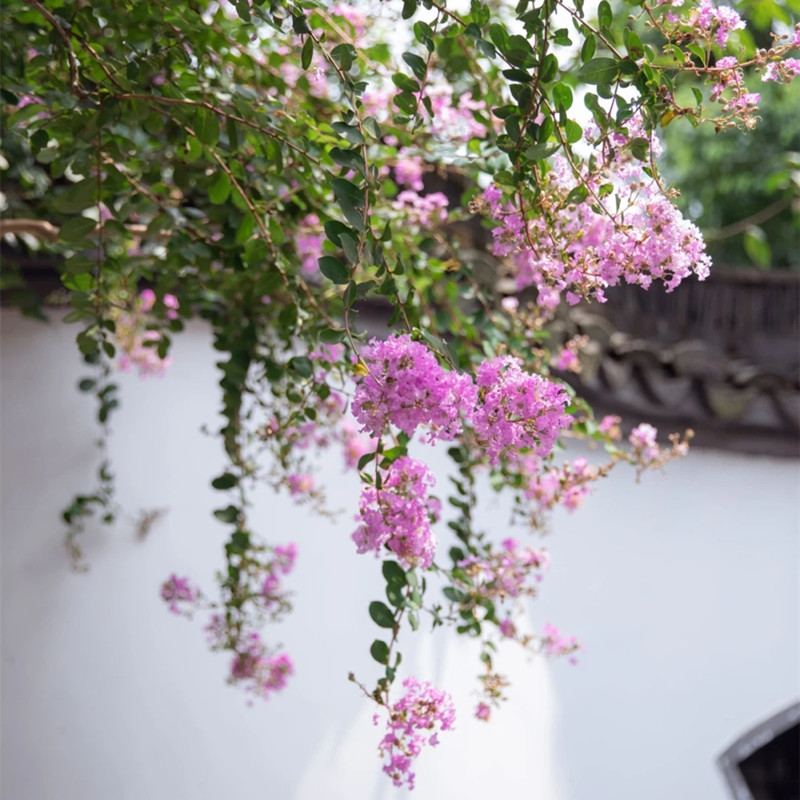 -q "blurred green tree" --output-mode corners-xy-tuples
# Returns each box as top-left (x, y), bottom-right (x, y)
(659, 4), (800, 270)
